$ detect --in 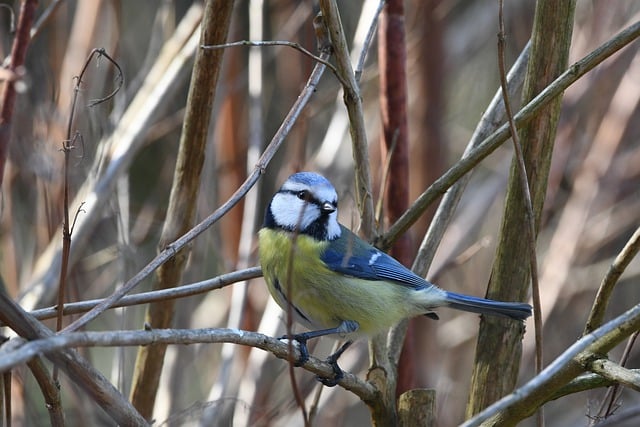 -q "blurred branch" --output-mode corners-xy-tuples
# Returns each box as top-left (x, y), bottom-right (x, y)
(411, 41), (529, 278)
(0, 292), (148, 425)
(462, 303), (640, 426)
(378, 0), (413, 411)
(30, 0), (64, 39)
(354, 0), (385, 83)
(25, 357), (64, 426)
(378, 19), (640, 251)
(130, 0), (234, 417)
(584, 225), (640, 334)
(0, 328), (378, 402)
(60, 14), (334, 334)
(21, 267), (262, 322)
(496, 2), (543, 425)
(318, 0), (375, 237)
(0, 0), (37, 187)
